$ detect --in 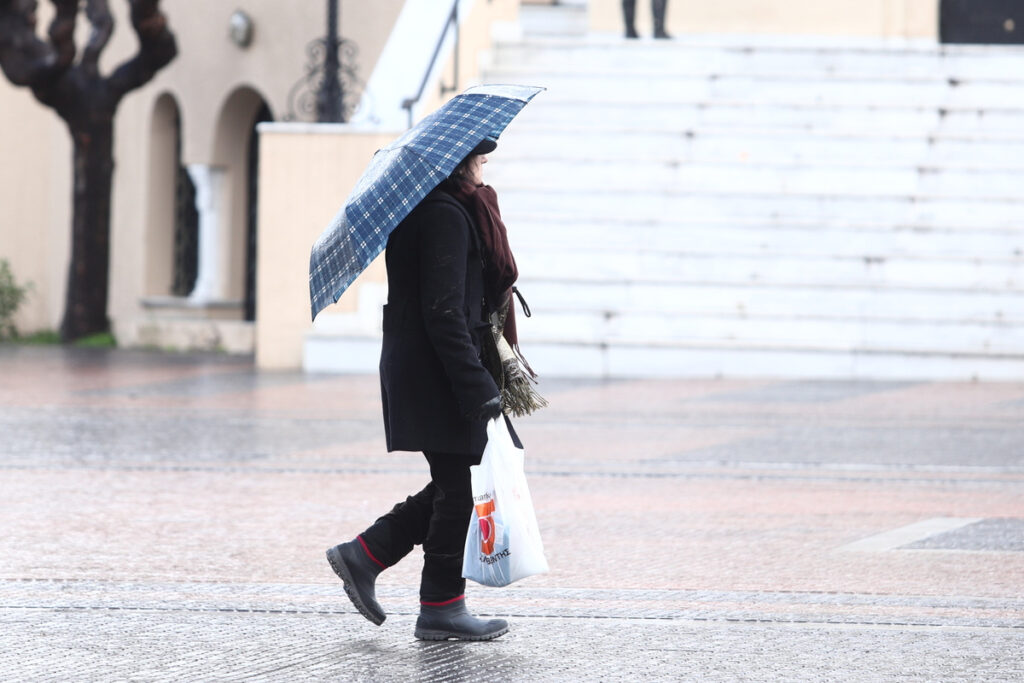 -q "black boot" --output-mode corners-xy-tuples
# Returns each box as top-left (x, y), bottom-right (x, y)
(653, 0), (671, 39)
(326, 538), (387, 625)
(622, 0), (639, 38)
(414, 597), (509, 641)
